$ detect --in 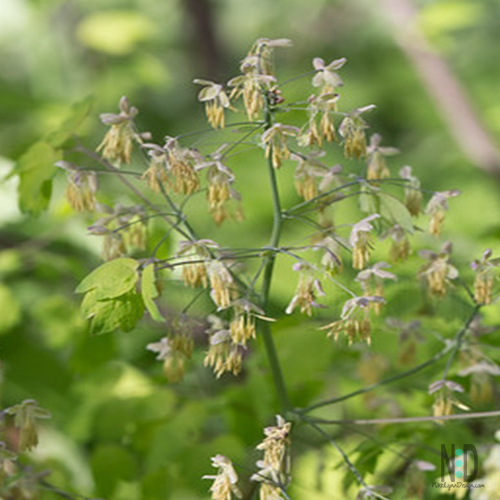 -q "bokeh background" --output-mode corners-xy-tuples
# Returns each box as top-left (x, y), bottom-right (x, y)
(1, 0), (500, 499)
